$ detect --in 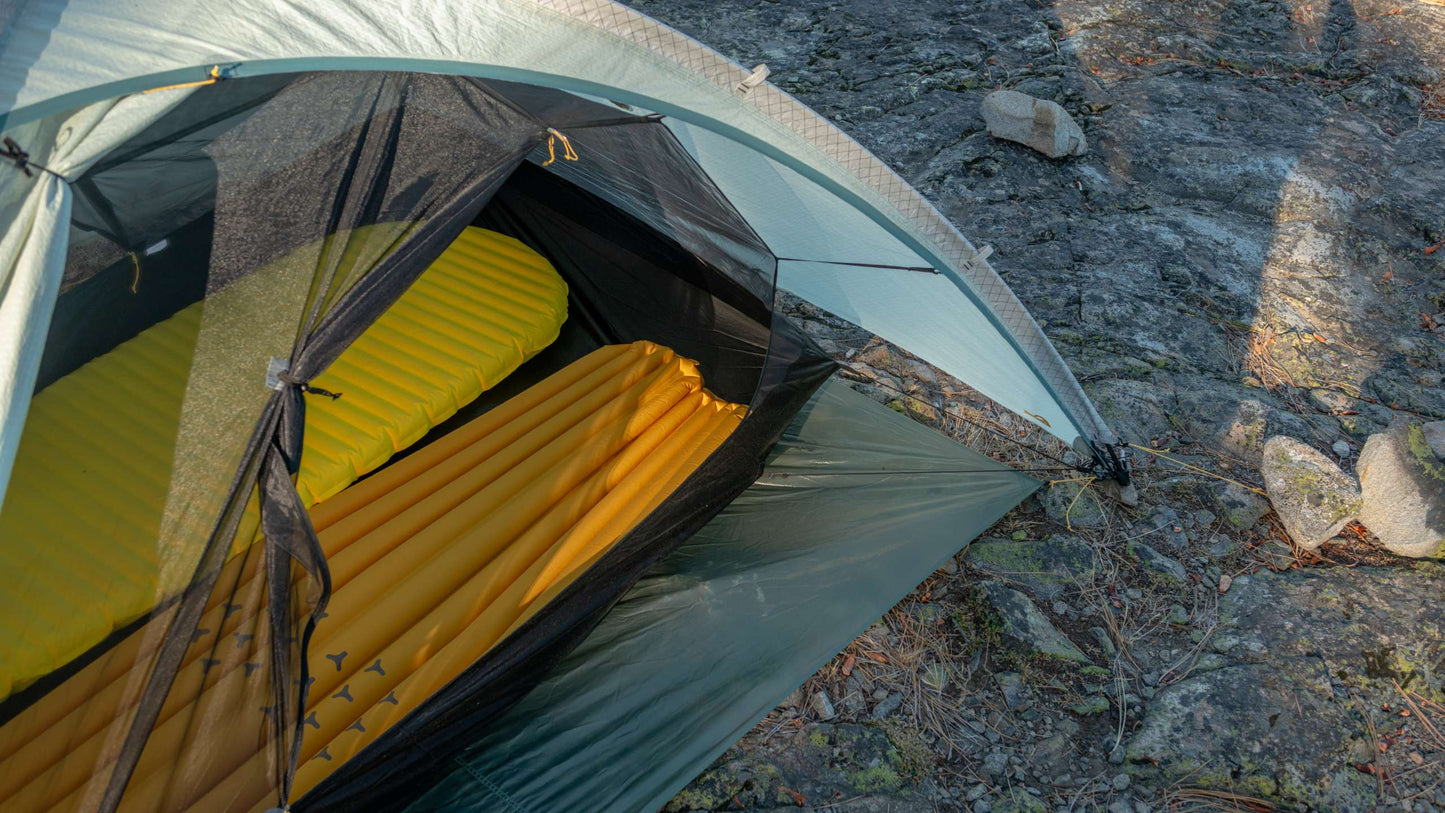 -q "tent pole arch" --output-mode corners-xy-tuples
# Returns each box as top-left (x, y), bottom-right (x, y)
(0, 0), (1127, 485)
(0, 58), (1114, 453)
